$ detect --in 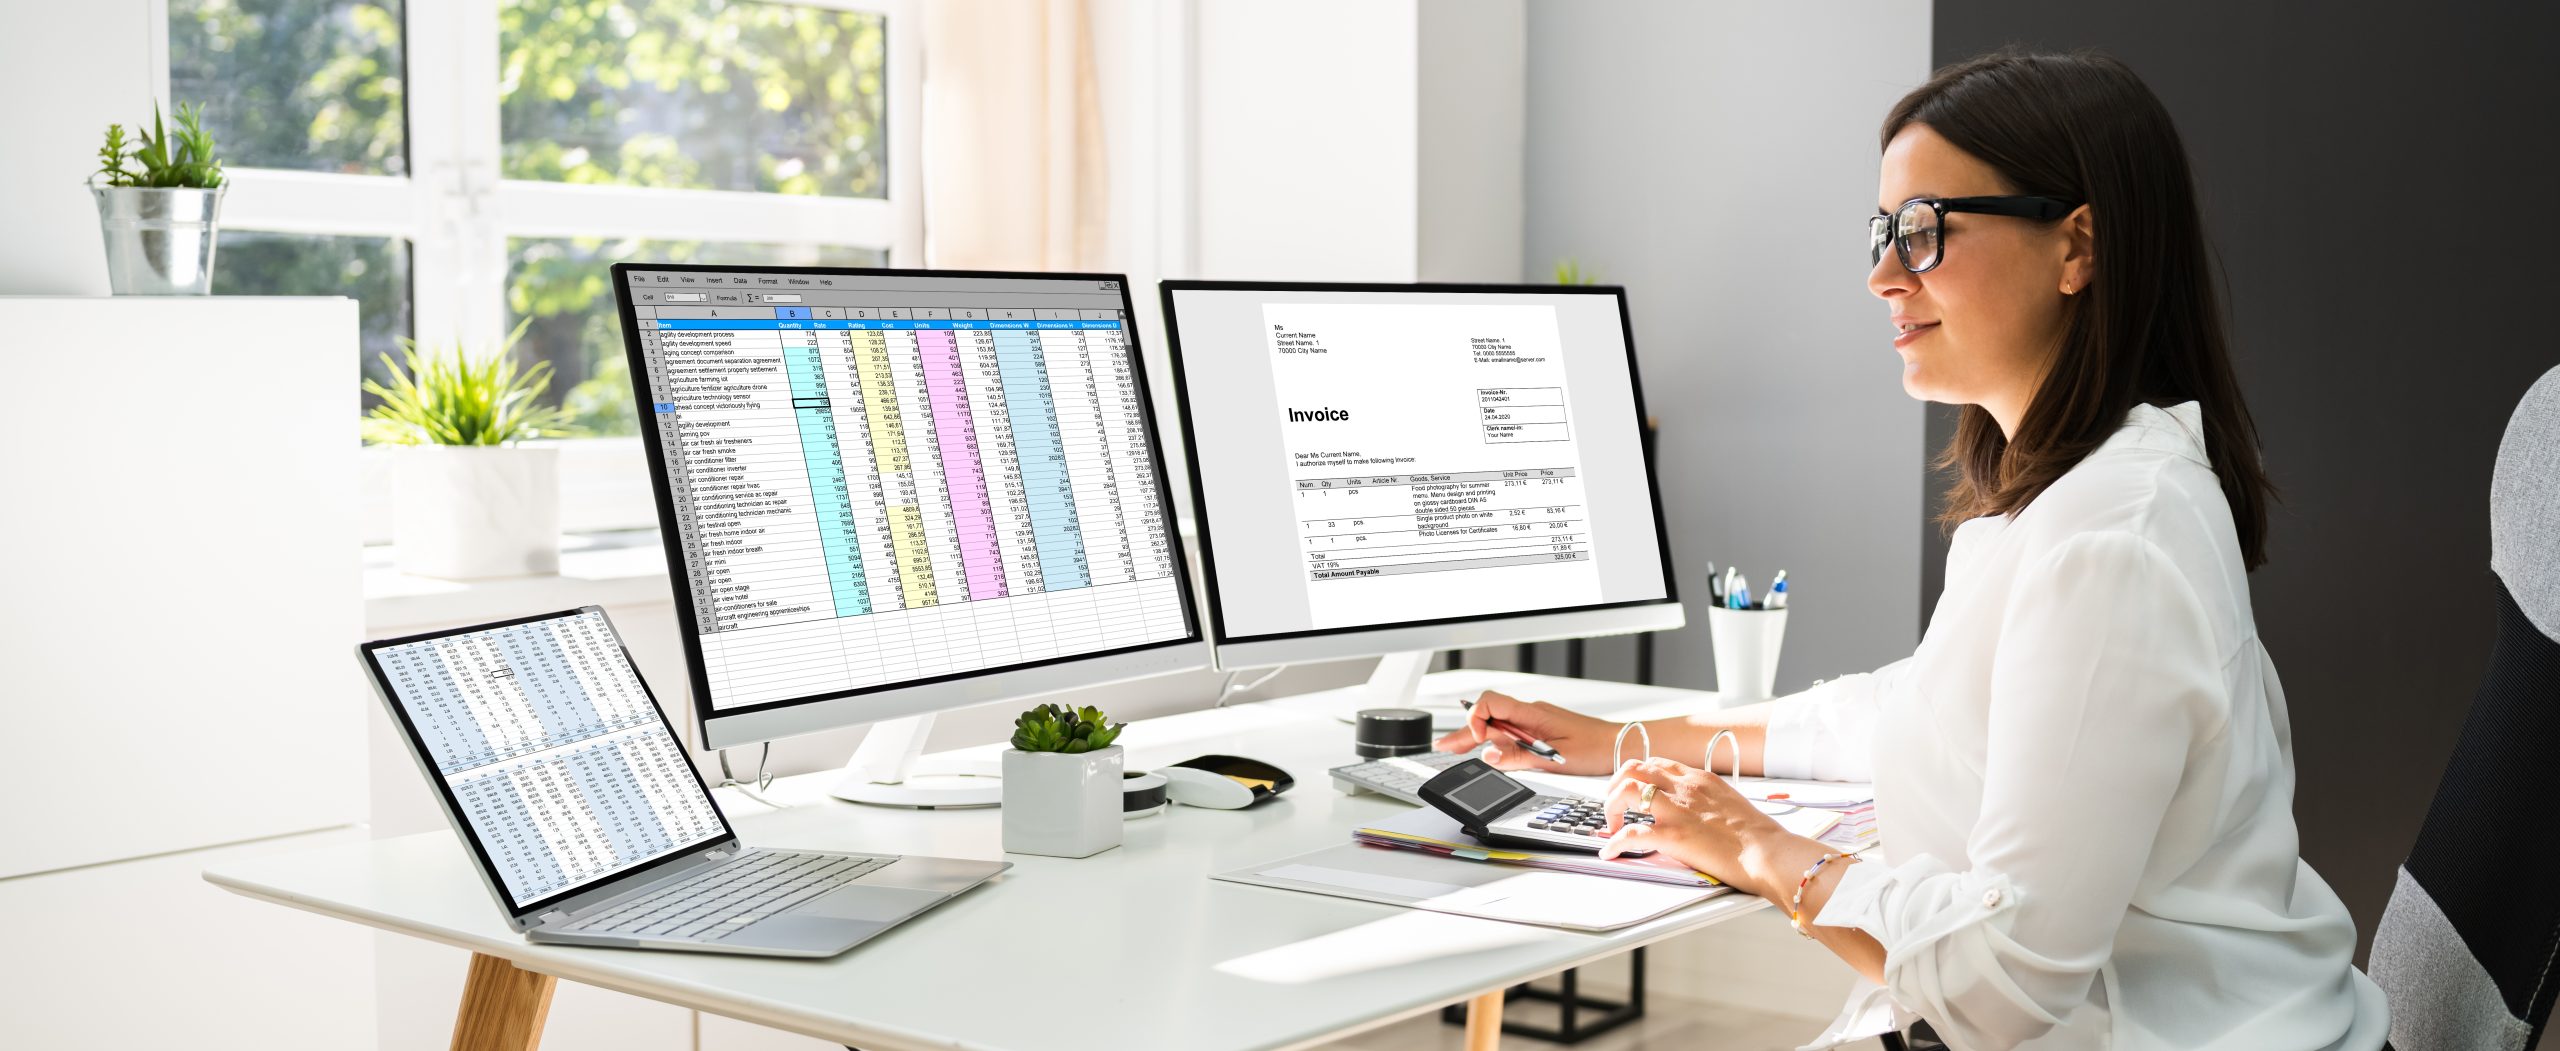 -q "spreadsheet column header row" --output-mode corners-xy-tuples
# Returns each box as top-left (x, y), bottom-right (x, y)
(644, 305), (1125, 321)
(644, 318), (1125, 331)
(627, 270), (1122, 292)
